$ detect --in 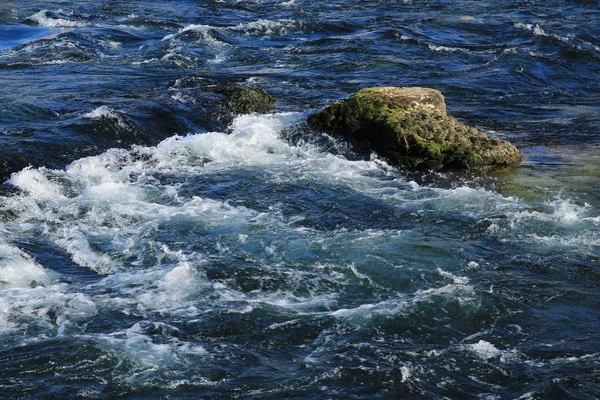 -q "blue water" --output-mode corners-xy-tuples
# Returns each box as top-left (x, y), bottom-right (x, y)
(0, 26), (50, 51)
(0, 1), (599, 399)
